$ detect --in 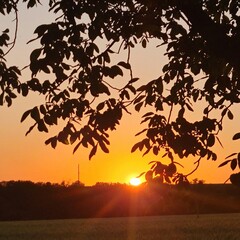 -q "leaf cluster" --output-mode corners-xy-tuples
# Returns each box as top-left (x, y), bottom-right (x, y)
(1, 0), (240, 180)
(139, 159), (188, 186)
(218, 133), (240, 185)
